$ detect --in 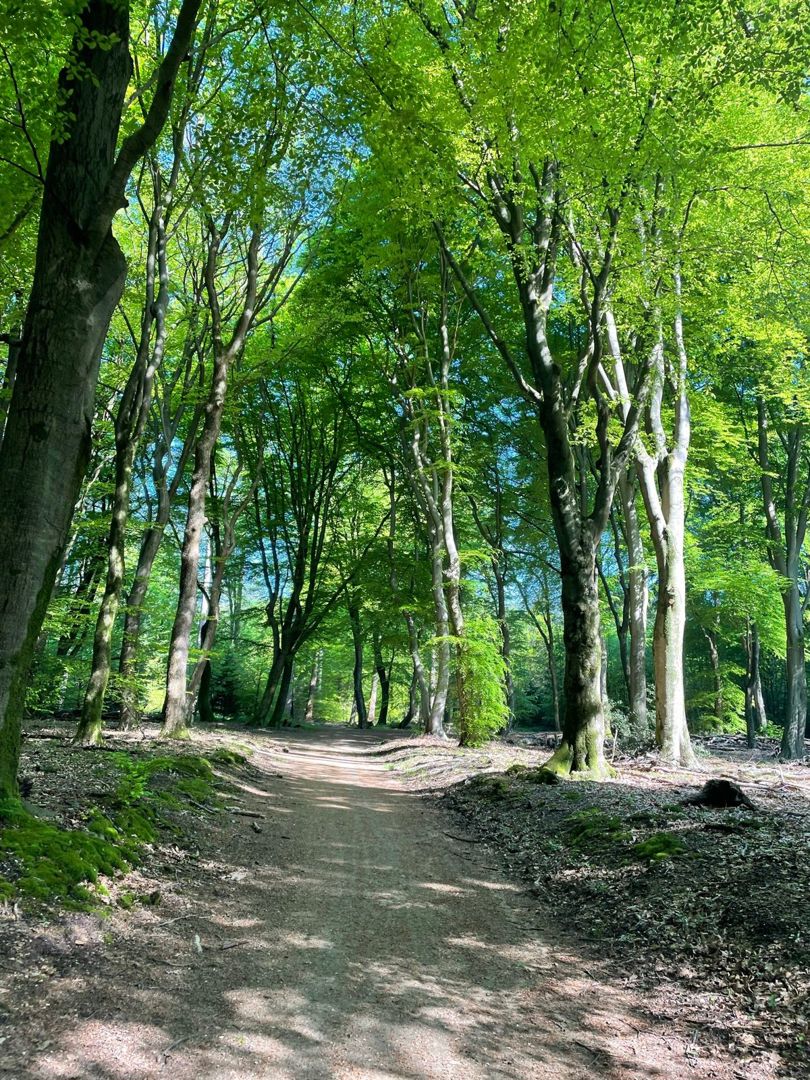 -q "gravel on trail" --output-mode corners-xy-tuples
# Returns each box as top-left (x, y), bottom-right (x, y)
(4, 727), (748, 1079)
